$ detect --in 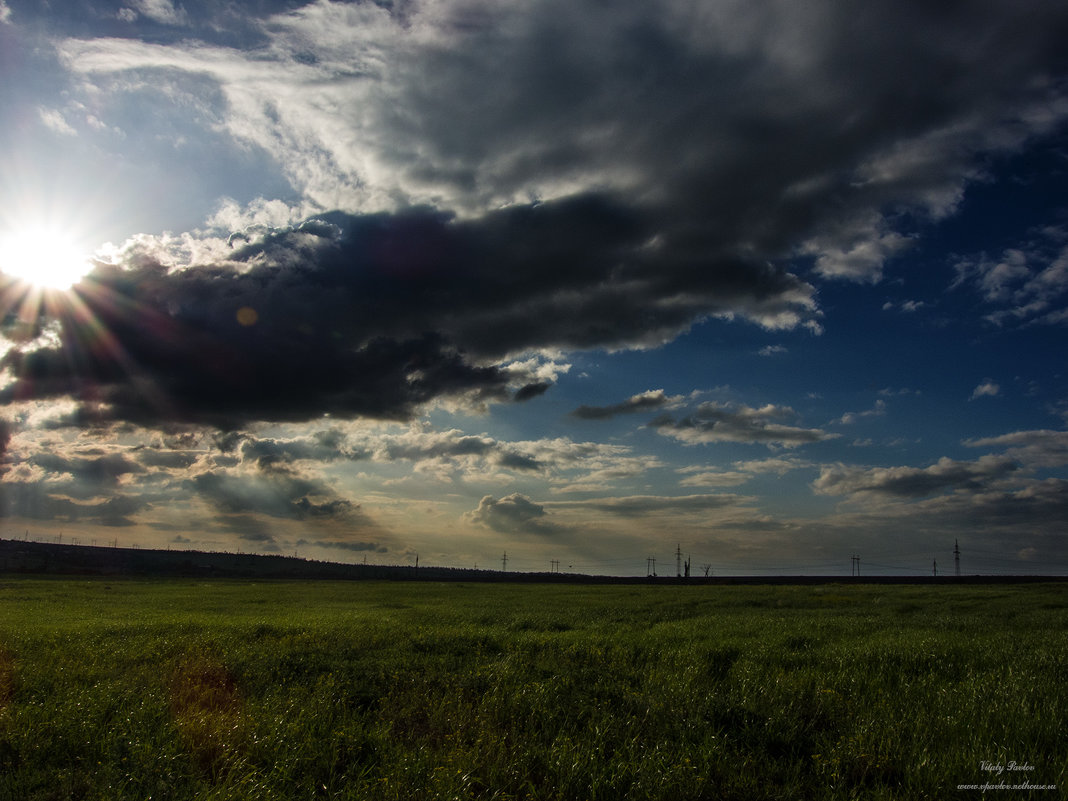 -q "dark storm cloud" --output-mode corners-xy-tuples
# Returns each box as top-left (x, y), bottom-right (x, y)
(0, 197), (817, 428)
(571, 390), (682, 421)
(42, 0), (1068, 272)
(256, 0), (1068, 279)
(513, 382), (551, 402)
(9, 0), (1068, 434)
(1, 219), (515, 427)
